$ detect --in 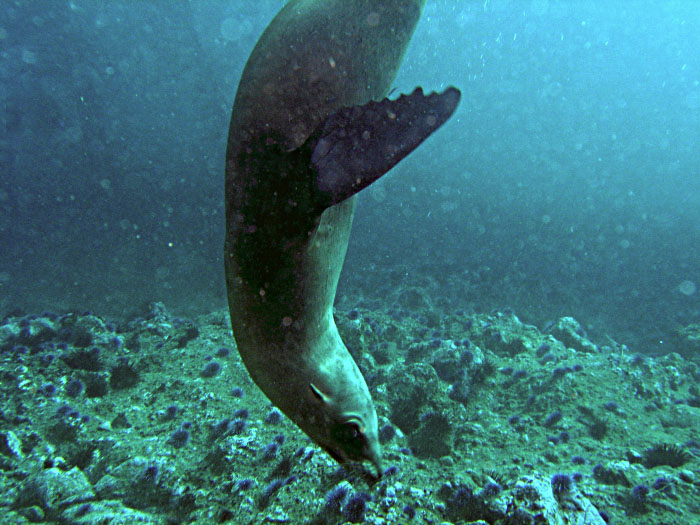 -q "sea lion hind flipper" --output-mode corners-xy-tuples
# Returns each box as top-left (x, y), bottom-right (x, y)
(308, 86), (461, 209)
